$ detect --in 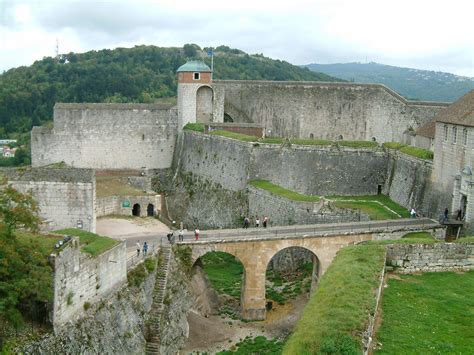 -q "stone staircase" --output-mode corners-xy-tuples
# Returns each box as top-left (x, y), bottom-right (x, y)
(145, 245), (172, 354)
